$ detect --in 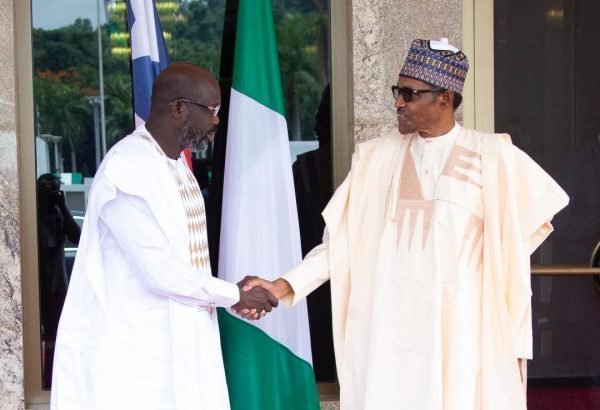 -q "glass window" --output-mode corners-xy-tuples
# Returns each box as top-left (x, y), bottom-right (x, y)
(494, 0), (600, 399)
(276, 0), (335, 383)
(32, 0), (129, 389)
(32, 0), (334, 390)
